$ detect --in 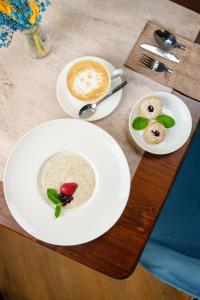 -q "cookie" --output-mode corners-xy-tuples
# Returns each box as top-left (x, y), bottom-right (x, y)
(140, 97), (162, 119)
(143, 121), (166, 144)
